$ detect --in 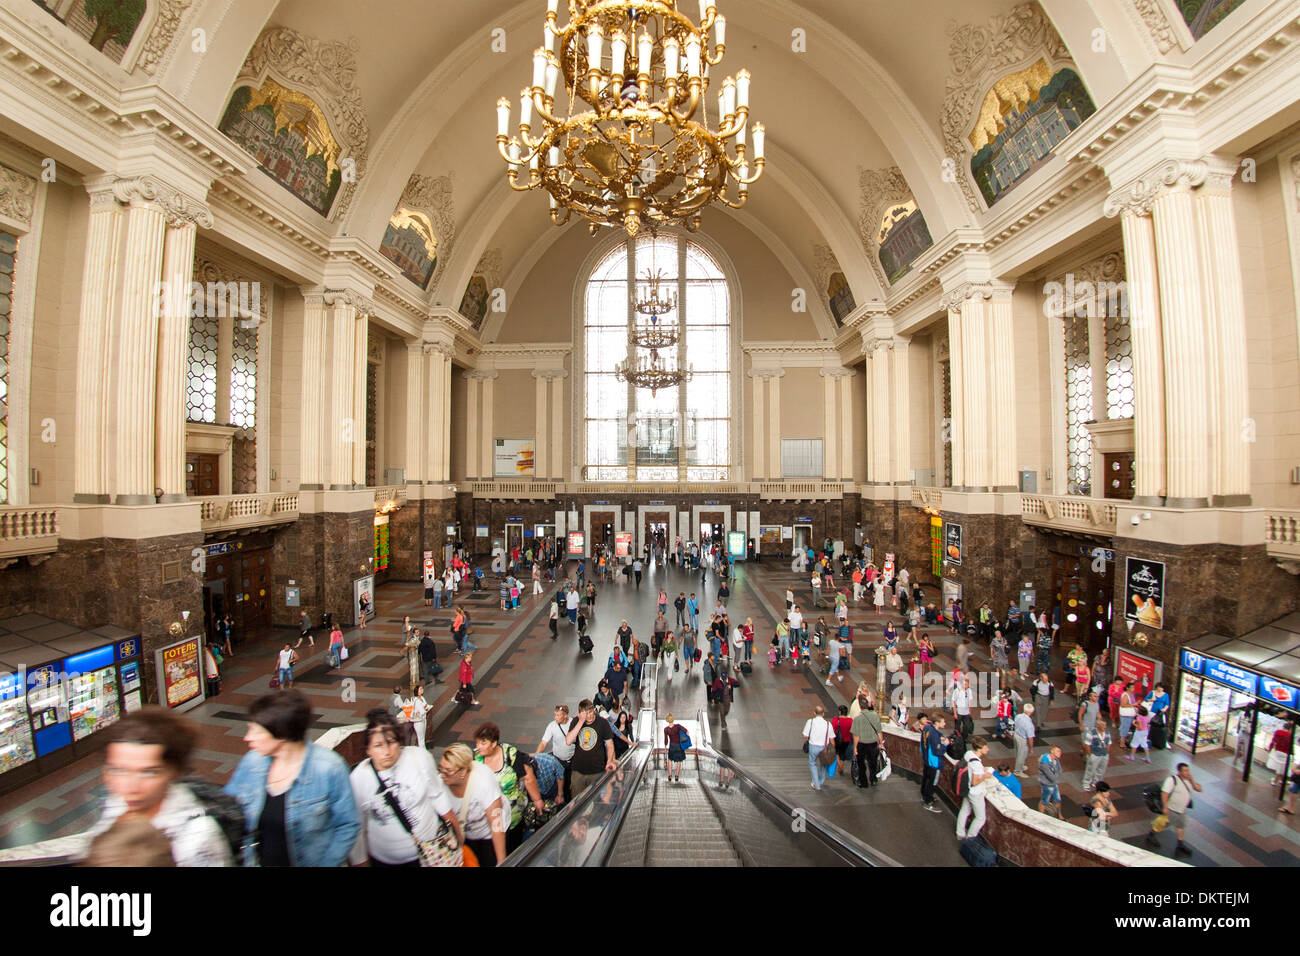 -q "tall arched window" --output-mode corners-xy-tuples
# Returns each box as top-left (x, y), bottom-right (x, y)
(583, 234), (731, 482)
